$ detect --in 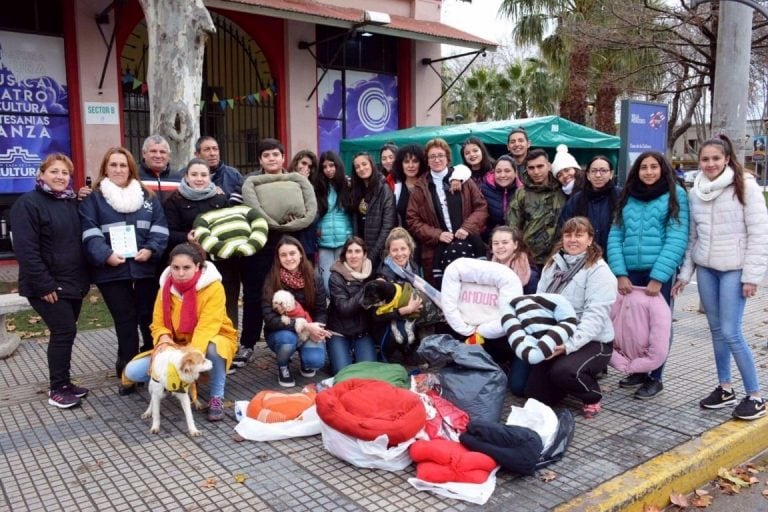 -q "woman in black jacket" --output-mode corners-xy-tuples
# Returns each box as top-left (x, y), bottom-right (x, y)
(351, 152), (396, 270)
(10, 154), (90, 409)
(261, 236), (331, 387)
(326, 237), (377, 374)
